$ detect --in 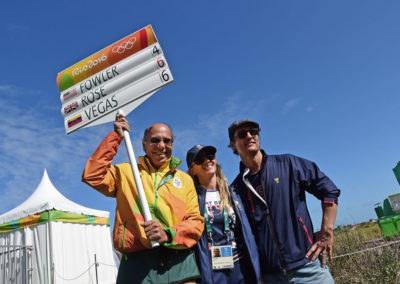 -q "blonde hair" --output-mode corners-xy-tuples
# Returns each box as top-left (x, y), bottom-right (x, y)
(189, 159), (232, 212)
